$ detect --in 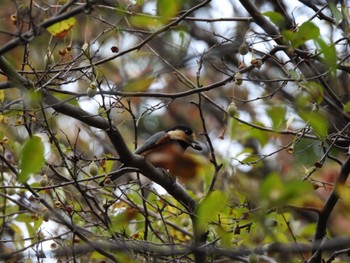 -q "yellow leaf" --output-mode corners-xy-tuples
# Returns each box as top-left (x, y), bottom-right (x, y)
(47, 17), (76, 38)
(0, 90), (4, 102)
(122, 76), (155, 92)
(130, 16), (161, 29)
